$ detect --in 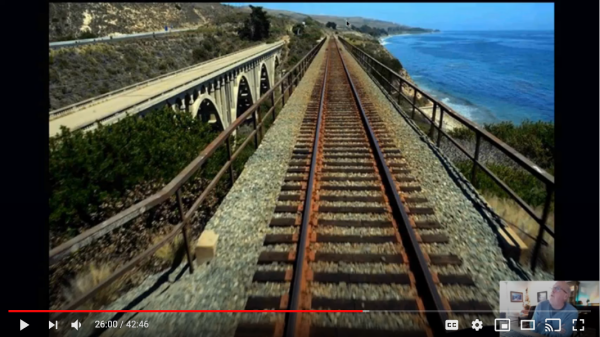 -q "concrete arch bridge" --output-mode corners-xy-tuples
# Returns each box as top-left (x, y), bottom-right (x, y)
(49, 41), (285, 137)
